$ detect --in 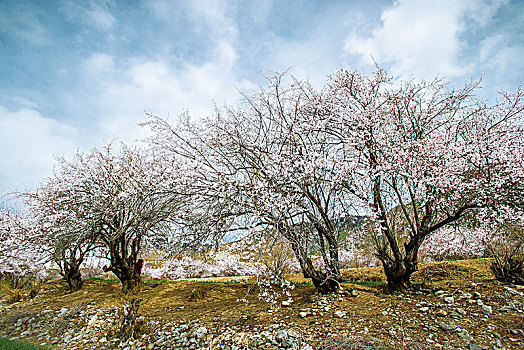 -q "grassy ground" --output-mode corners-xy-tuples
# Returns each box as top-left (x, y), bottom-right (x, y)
(0, 337), (49, 350)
